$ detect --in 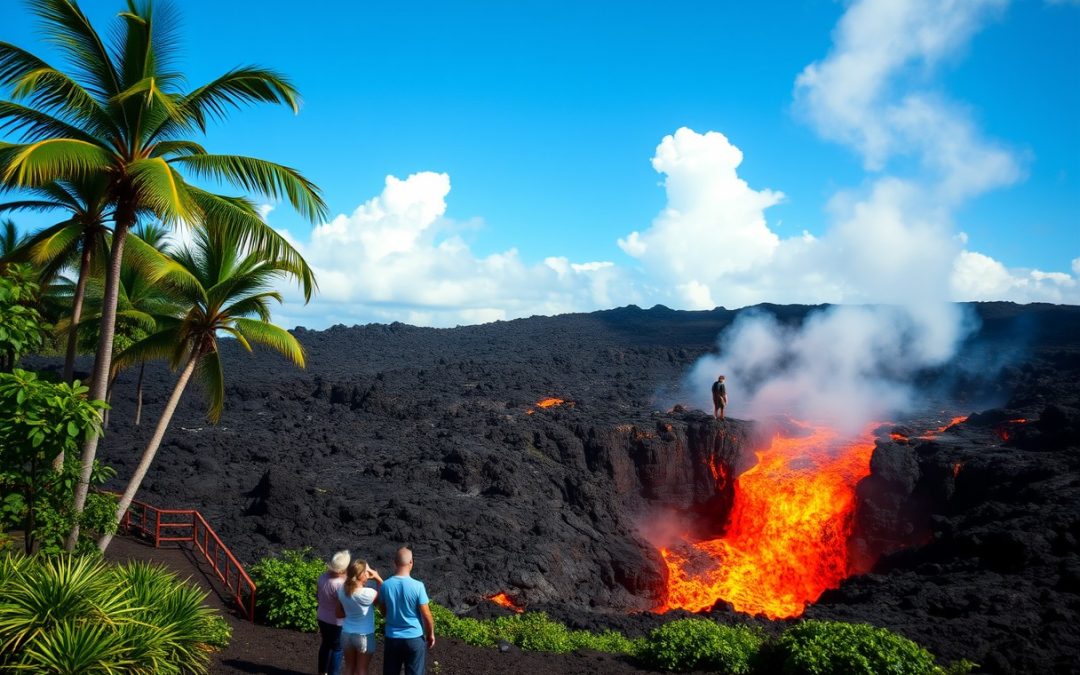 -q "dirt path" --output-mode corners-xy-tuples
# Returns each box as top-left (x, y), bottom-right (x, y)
(105, 536), (652, 674)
